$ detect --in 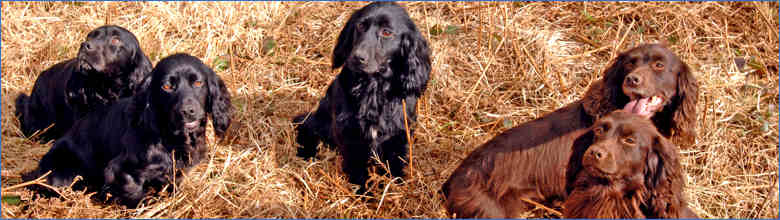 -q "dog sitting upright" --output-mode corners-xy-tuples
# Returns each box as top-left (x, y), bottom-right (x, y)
(293, 2), (431, 193)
